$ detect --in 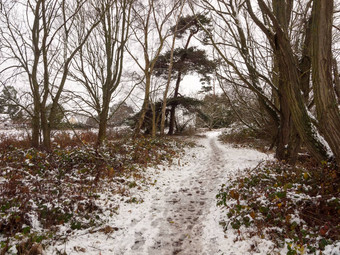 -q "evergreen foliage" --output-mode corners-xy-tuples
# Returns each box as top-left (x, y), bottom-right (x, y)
(0, 86), (22, 121)
(171, 14), (212, 42)
(154, 47), (217, 84)
(46, 104), (65, 129)
(197, 94), (235, 129)
(130, 96), (206, 134)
